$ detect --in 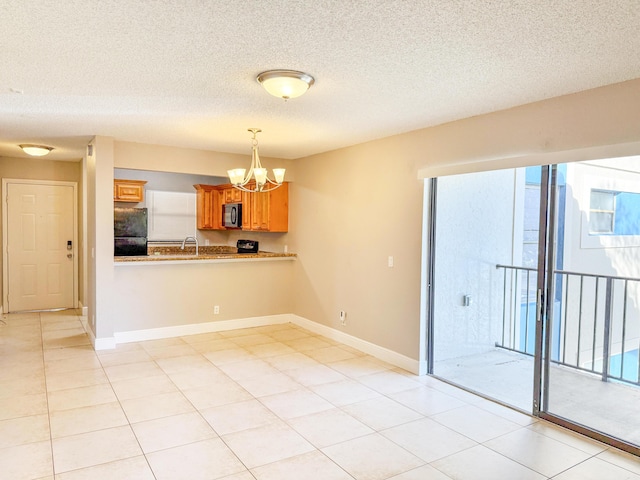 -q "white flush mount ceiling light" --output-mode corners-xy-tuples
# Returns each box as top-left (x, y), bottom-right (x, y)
(228, 129), (285, 193)
(19, 144), (54, 156)
(256, 70), (314, 100)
